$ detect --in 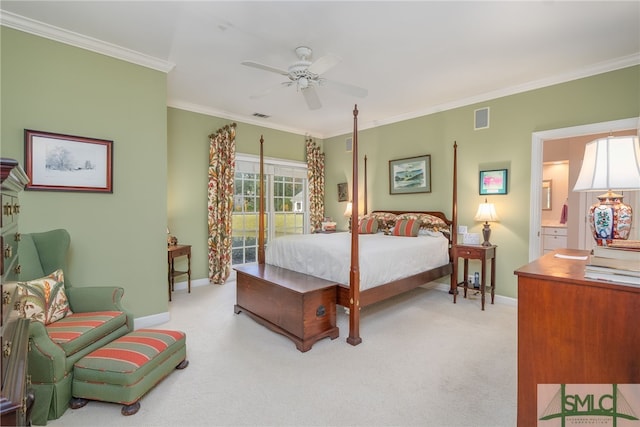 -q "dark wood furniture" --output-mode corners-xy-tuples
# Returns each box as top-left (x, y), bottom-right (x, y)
(514, 249), (640, 427)
(452, 244), (496, 310)
(167, 244), (191, 301)
(235, 264), (339, 352)
(234, 108), (458, 349)
(1, 158), (33, 426)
